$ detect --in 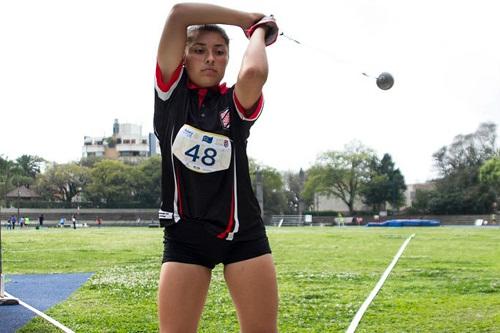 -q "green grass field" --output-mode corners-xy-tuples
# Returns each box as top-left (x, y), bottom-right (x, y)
(2, 226), (499, 332)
